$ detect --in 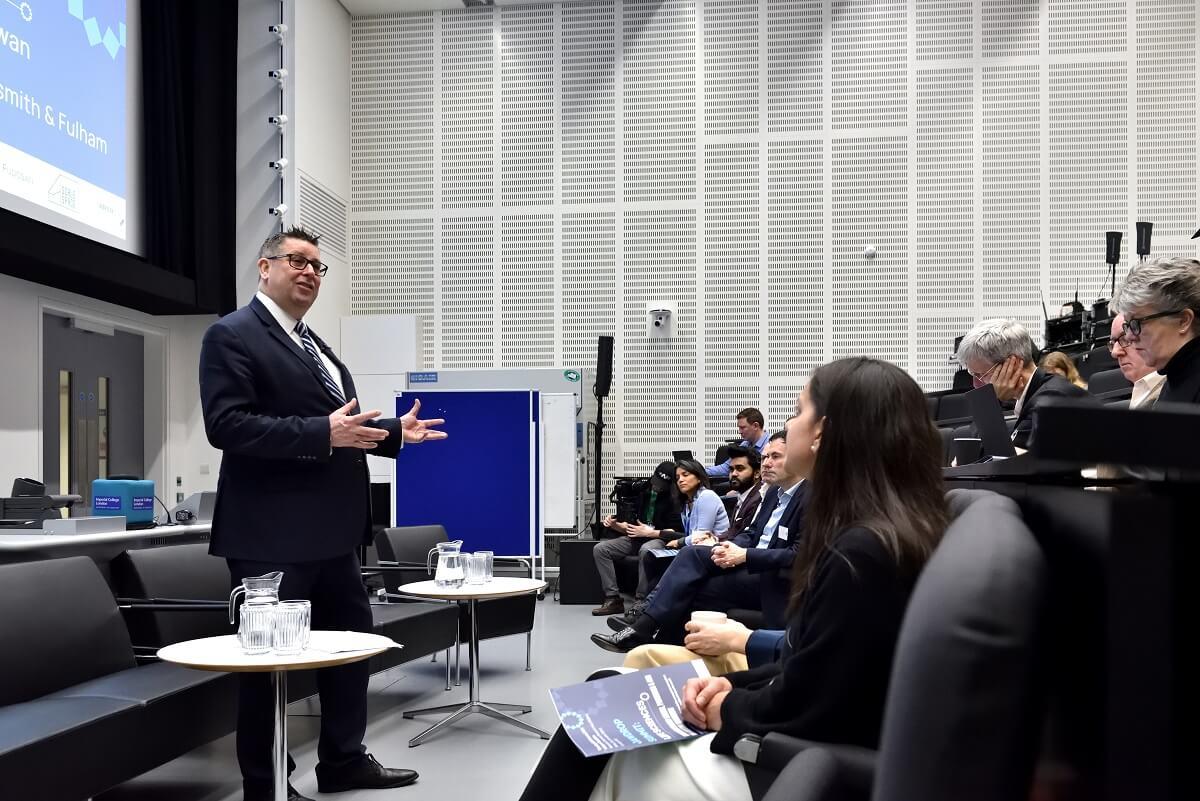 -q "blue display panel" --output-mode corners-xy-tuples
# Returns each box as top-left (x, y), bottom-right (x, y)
(394, 390), (539, 557)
